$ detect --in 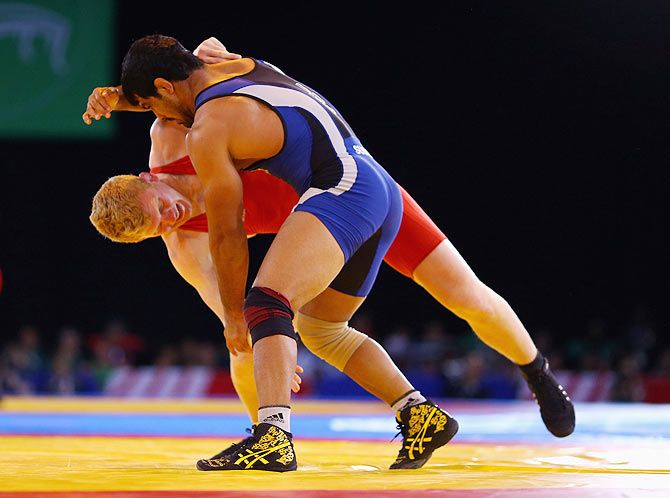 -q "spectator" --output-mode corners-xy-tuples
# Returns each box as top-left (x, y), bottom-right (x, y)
(18, 325), (46, 371)
(652, 347), (670, 377)
(43, 326), (99, 394)
(179, 337), (203, 366)
(195, 340), (222, 368)
(564, 316), (614, 371)
(622, 303), (656, 372)
(382, 325), (412, 370)
(87, 318), (145, 367)
(0, 325), (46, 394)
(479, 354), (521, 399)
(609, 353), (646, 402)
(415, 320), (450, 365)
(153, 344), (180, 367)
(444, 350), (487, 399)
